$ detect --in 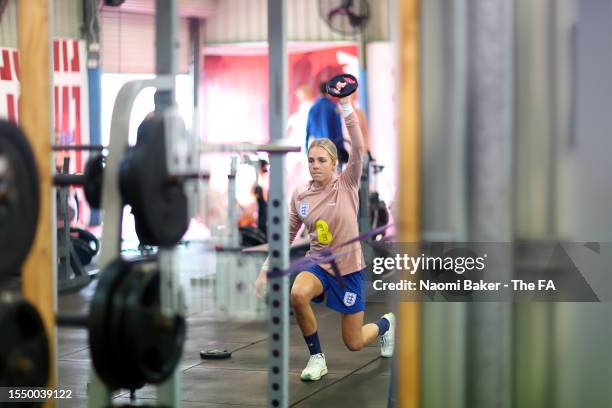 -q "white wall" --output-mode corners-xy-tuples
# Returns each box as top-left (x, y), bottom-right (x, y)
(366, 41), (396, 206)
(101, 10), (192, 74)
